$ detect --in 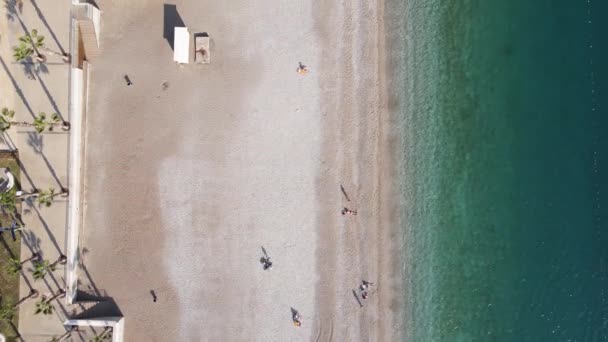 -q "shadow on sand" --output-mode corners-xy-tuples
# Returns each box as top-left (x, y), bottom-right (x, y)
(163, 4), (185, 50)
